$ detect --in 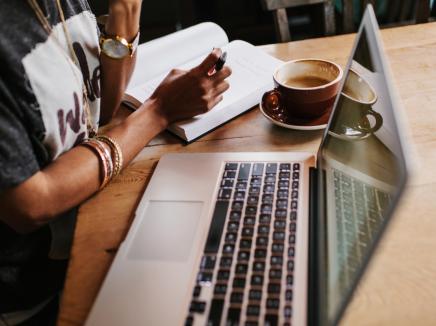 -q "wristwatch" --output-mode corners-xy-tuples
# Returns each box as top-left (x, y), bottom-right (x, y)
(99, 31), (140, 59)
